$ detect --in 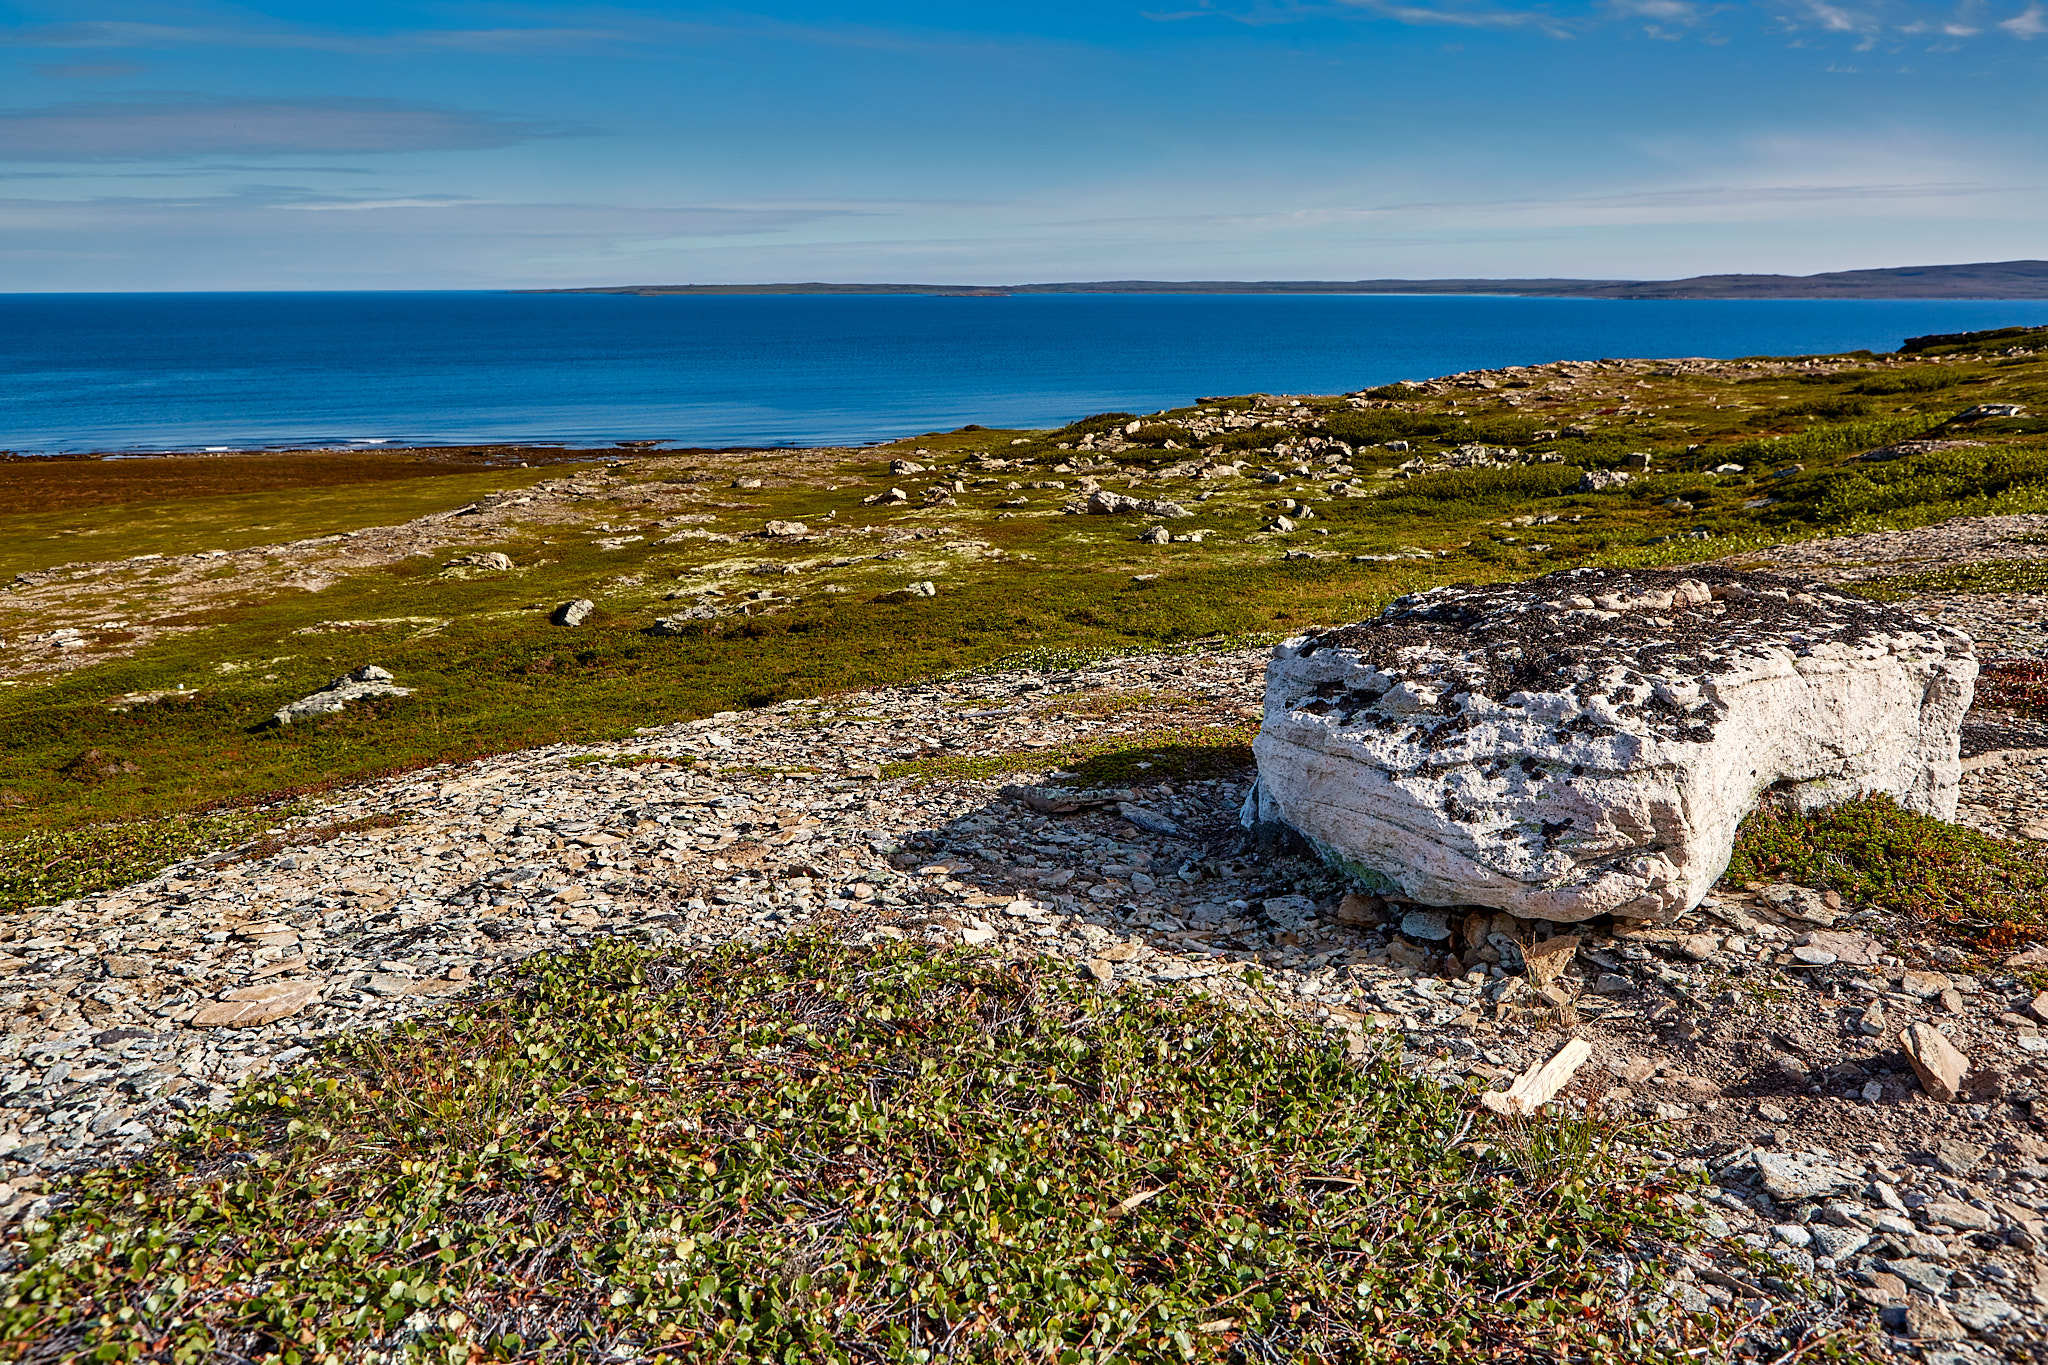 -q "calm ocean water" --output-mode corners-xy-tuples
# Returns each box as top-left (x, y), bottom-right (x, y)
(3, 291), (2042, 454)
